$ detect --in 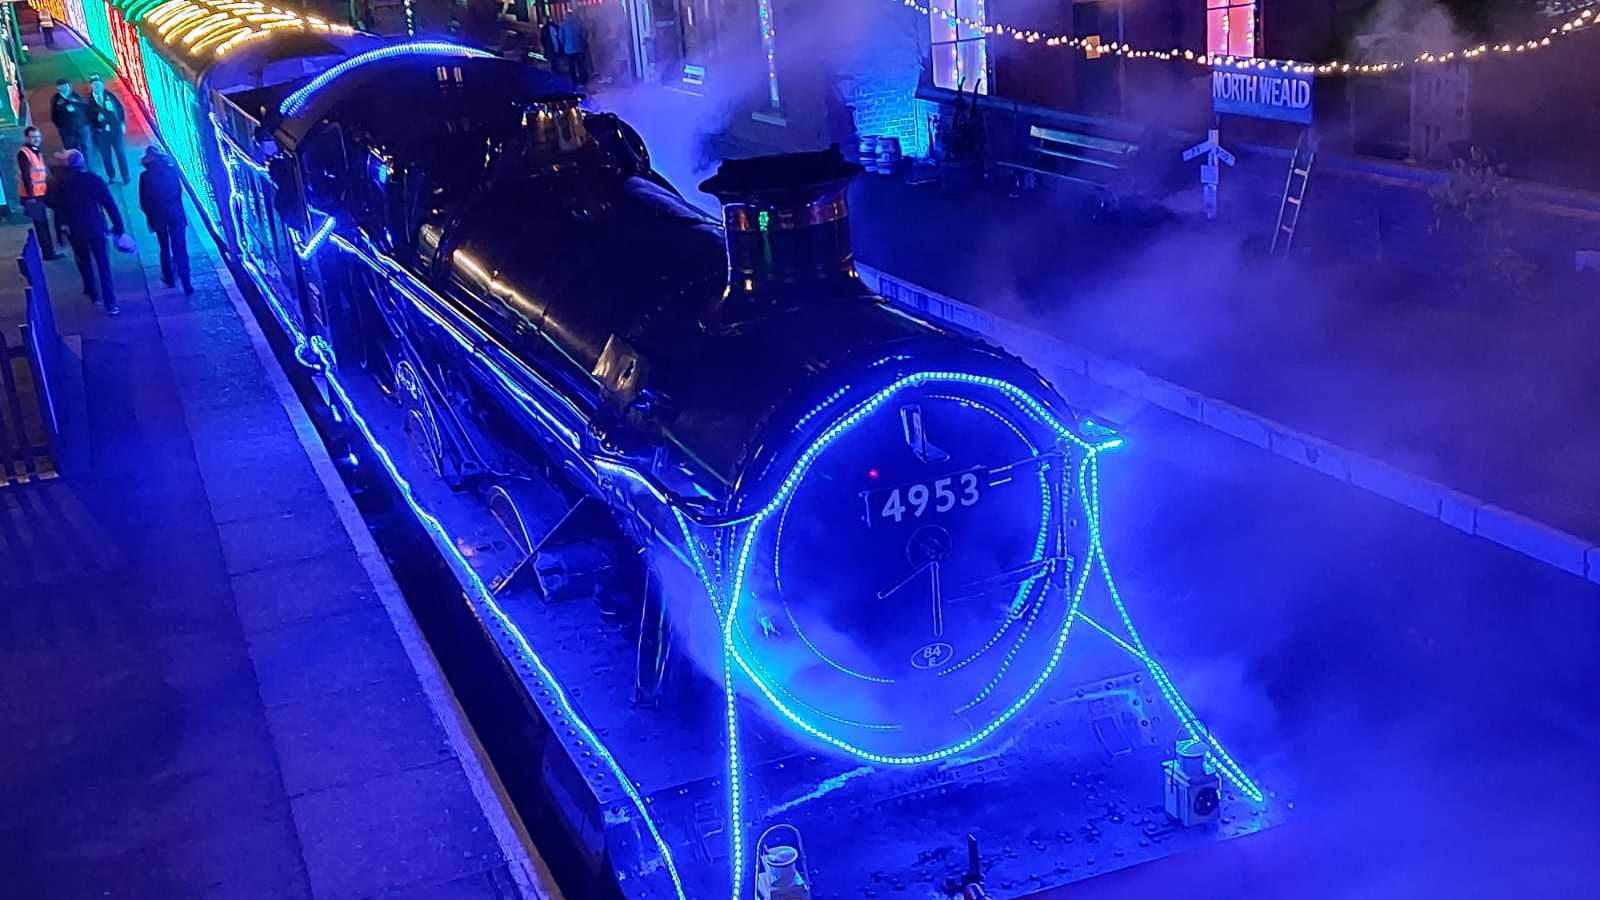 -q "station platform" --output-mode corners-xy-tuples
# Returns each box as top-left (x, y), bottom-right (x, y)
(0, 38), (548, 900)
